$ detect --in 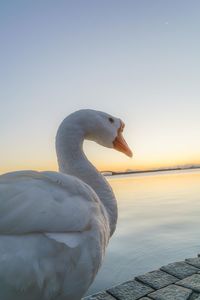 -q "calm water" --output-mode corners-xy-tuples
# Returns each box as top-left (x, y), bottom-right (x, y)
(87, 169), (200, 296)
